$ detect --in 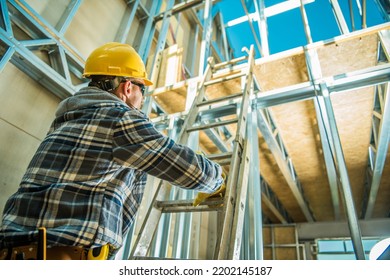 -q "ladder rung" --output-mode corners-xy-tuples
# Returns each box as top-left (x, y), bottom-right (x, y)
(155, 199), (224, 213)
(213, 56), (248, 70)
(217, 159), (232, 166)
(187, 118), (238, 132)
(207, 152), (233, 161)
(205, 72), (246, 86)
(207, 153), (233, 166)
(197, 92), (243, 107)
